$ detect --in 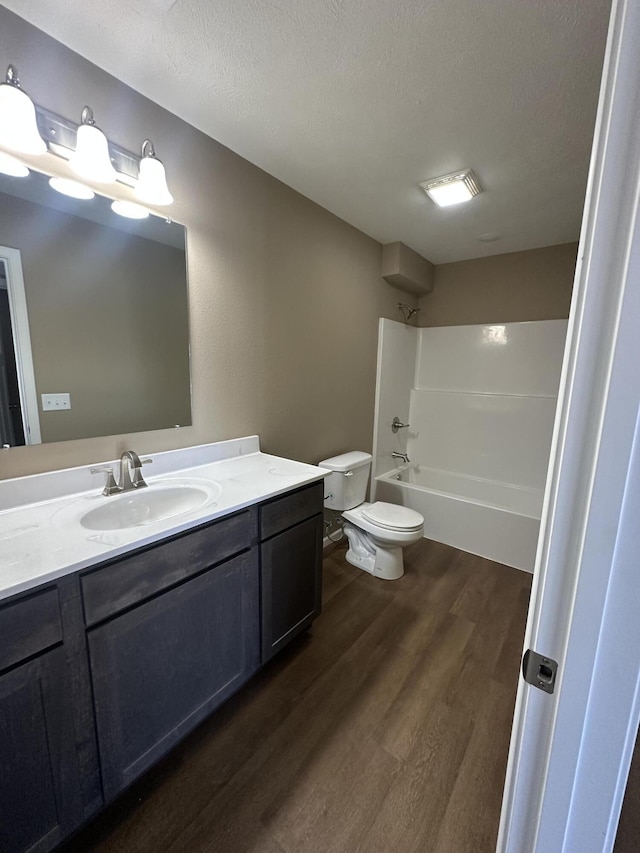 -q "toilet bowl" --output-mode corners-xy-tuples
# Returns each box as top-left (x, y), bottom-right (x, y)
(318, 452), (424, 581)
(342, 501), (424, 579)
